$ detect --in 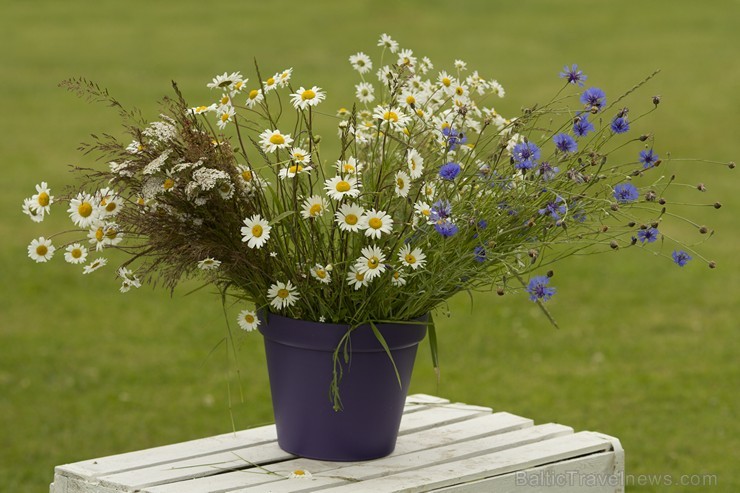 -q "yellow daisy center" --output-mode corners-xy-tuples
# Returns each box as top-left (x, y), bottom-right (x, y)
(309, 203), (322, 216)
(393, 271), (401, 280)
(221, 95), (229, 105)
(367, 257), (379, 269)
(105, 228), (118, 239)
(301, 89), (316, 101)
(416, 109), (425, 117)
(343, 164), (355, 173)
(234, 81), (244, 90)
(71, 248), (82, 259)
(269, 134), (285, 145)
(368, 217), (383, 229)
(266, 77), (275, 86)
(221, 113), (230, 123)
(422, 209), (430, 216)
(277, 288), (290, 299)
(406, 95), (416, 105)
(455, 87), (464, 96)
(293, 153), (305, 162)
(244, 314), (255, 324)
(36, 245), (48, 256)
(293, 470), (306, 476)
(78, 202), (93, 218)
(37, 192), (50, 207)
(336, 180), (351, 193)
(383, 111), (399, 122)
(315, 269), (326, 279)
(195, 106), (208, 113)
(355, 272), (365, 281)
(397, 177), (405, 189)
(242, 170), (253, 181)
(289, 165), (304, 174)
(248, 89), (259, 100)
(442, 77), (451, 87)
(136, 197), (145, 206)
(163, 178), (175, 190)
(251, 225), (263, 238)
(105, 201), (117, 212)
(95, 227), (104, 242)
(345, 214), (358, 225)
(405, 253), (416, 264)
